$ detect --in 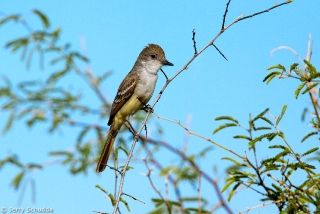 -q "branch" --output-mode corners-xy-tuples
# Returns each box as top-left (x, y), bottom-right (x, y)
(213, 44), (228, 61)
(122, 192), (145, 204)
(192, 29), (197, 55)
(142, 144), (184, 210)
(112, 1), (292, 213)
(154, 112), (244, 160)
(270, 46), (304, 67)
(221, 0), (232, 30)
(143, 158), (172, 213)
(236, 1), (293, 22)
(140, 135), (231, 212)
(238, 200), (282, 214)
